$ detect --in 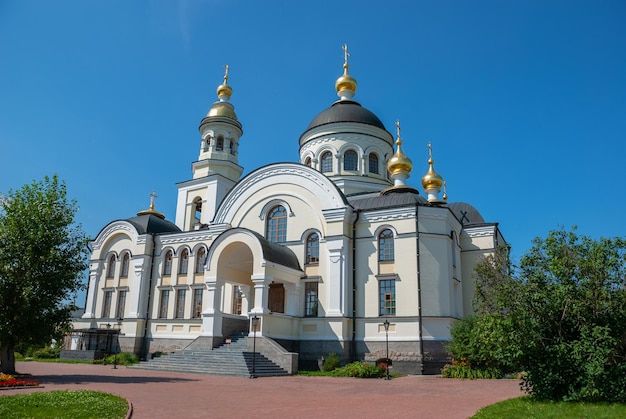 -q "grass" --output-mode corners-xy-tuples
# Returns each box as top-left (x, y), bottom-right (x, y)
(0, 390), (128, 419)
(473, 396), (626, 418)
